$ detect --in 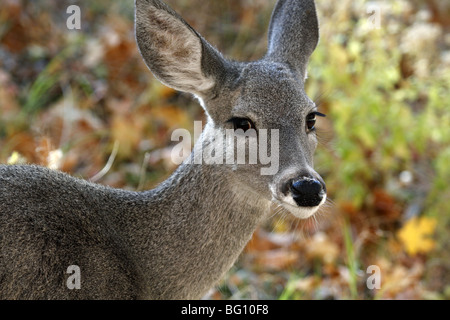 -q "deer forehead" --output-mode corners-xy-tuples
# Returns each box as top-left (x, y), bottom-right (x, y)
(229, 64), (314, 122)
